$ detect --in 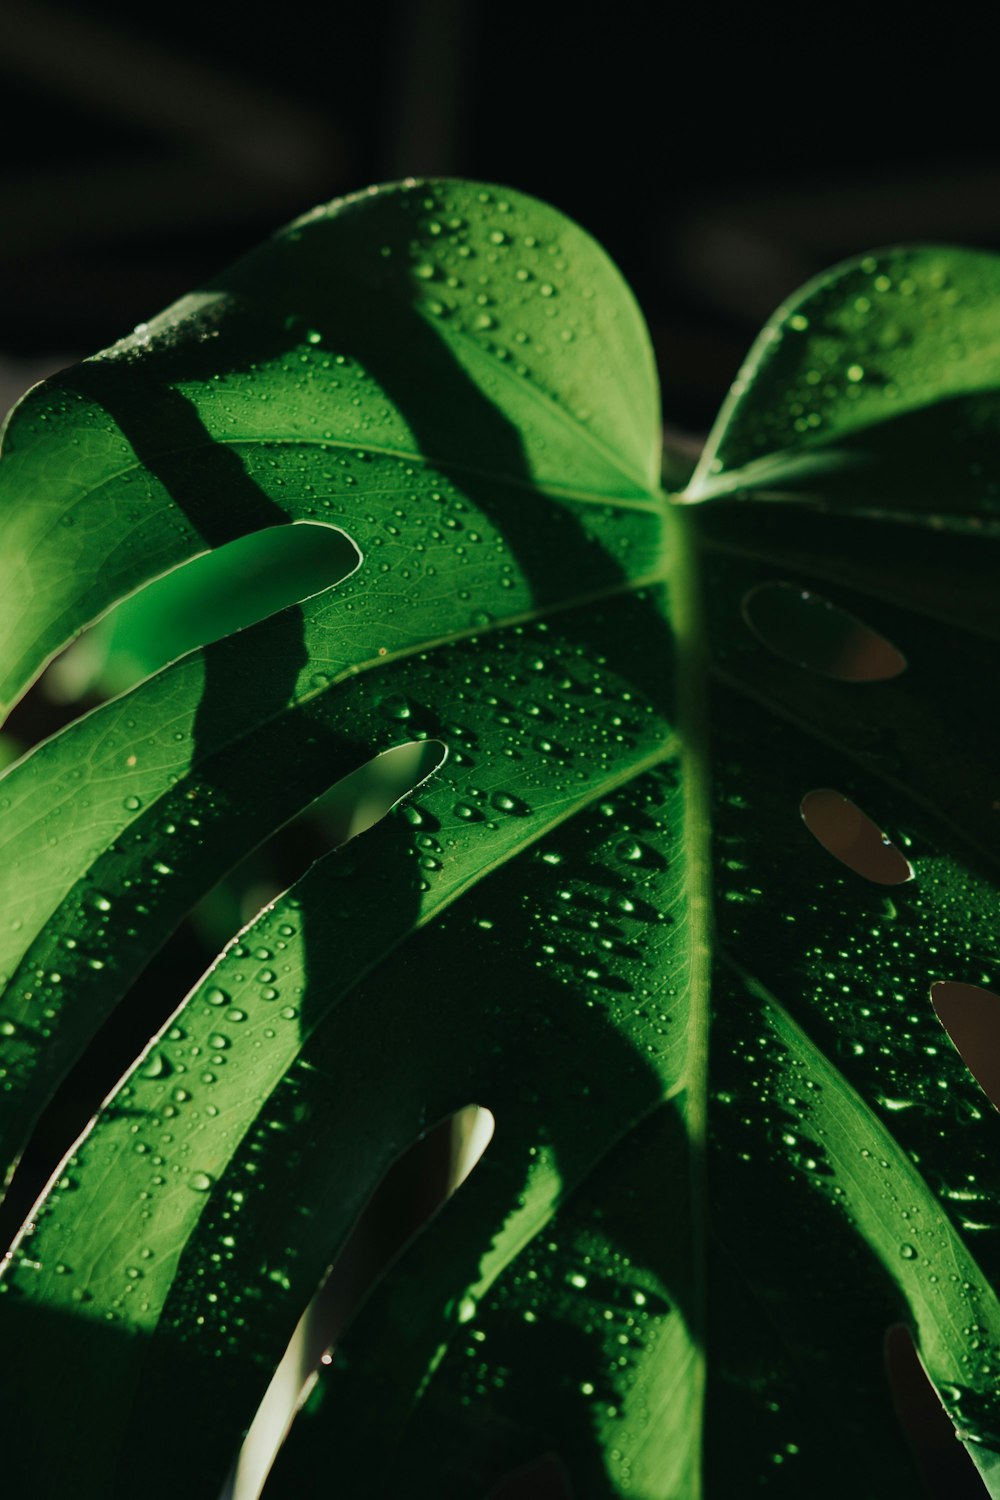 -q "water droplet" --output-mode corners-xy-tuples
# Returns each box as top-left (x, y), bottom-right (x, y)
(491, 790), (529, 816)
(379, 693), (412, 721)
